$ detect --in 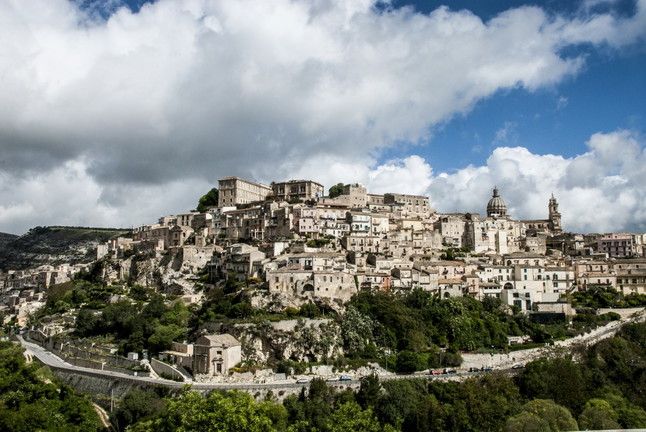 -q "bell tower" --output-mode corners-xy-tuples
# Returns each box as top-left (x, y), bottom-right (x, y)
(548, 194), (562, 233)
